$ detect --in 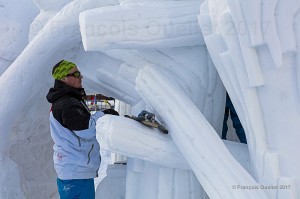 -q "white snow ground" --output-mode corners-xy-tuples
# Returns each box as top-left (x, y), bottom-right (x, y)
(0, 0), (300, 199)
